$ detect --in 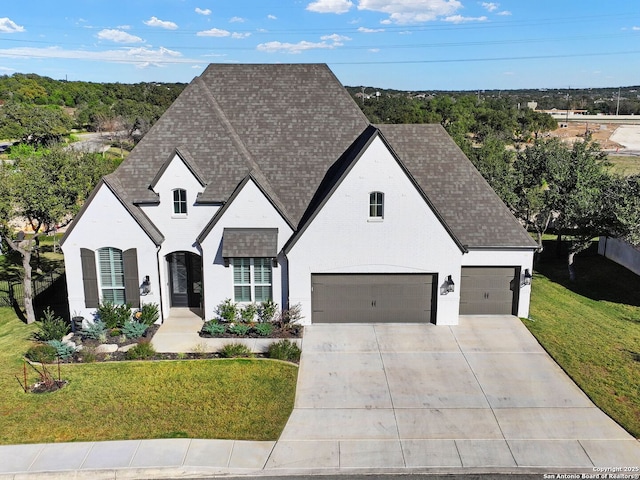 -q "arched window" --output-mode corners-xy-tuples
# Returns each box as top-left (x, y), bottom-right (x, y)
(97, 247), (125, 304)
(173, 189), (187, 215)
(369, 191), (384, 219)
